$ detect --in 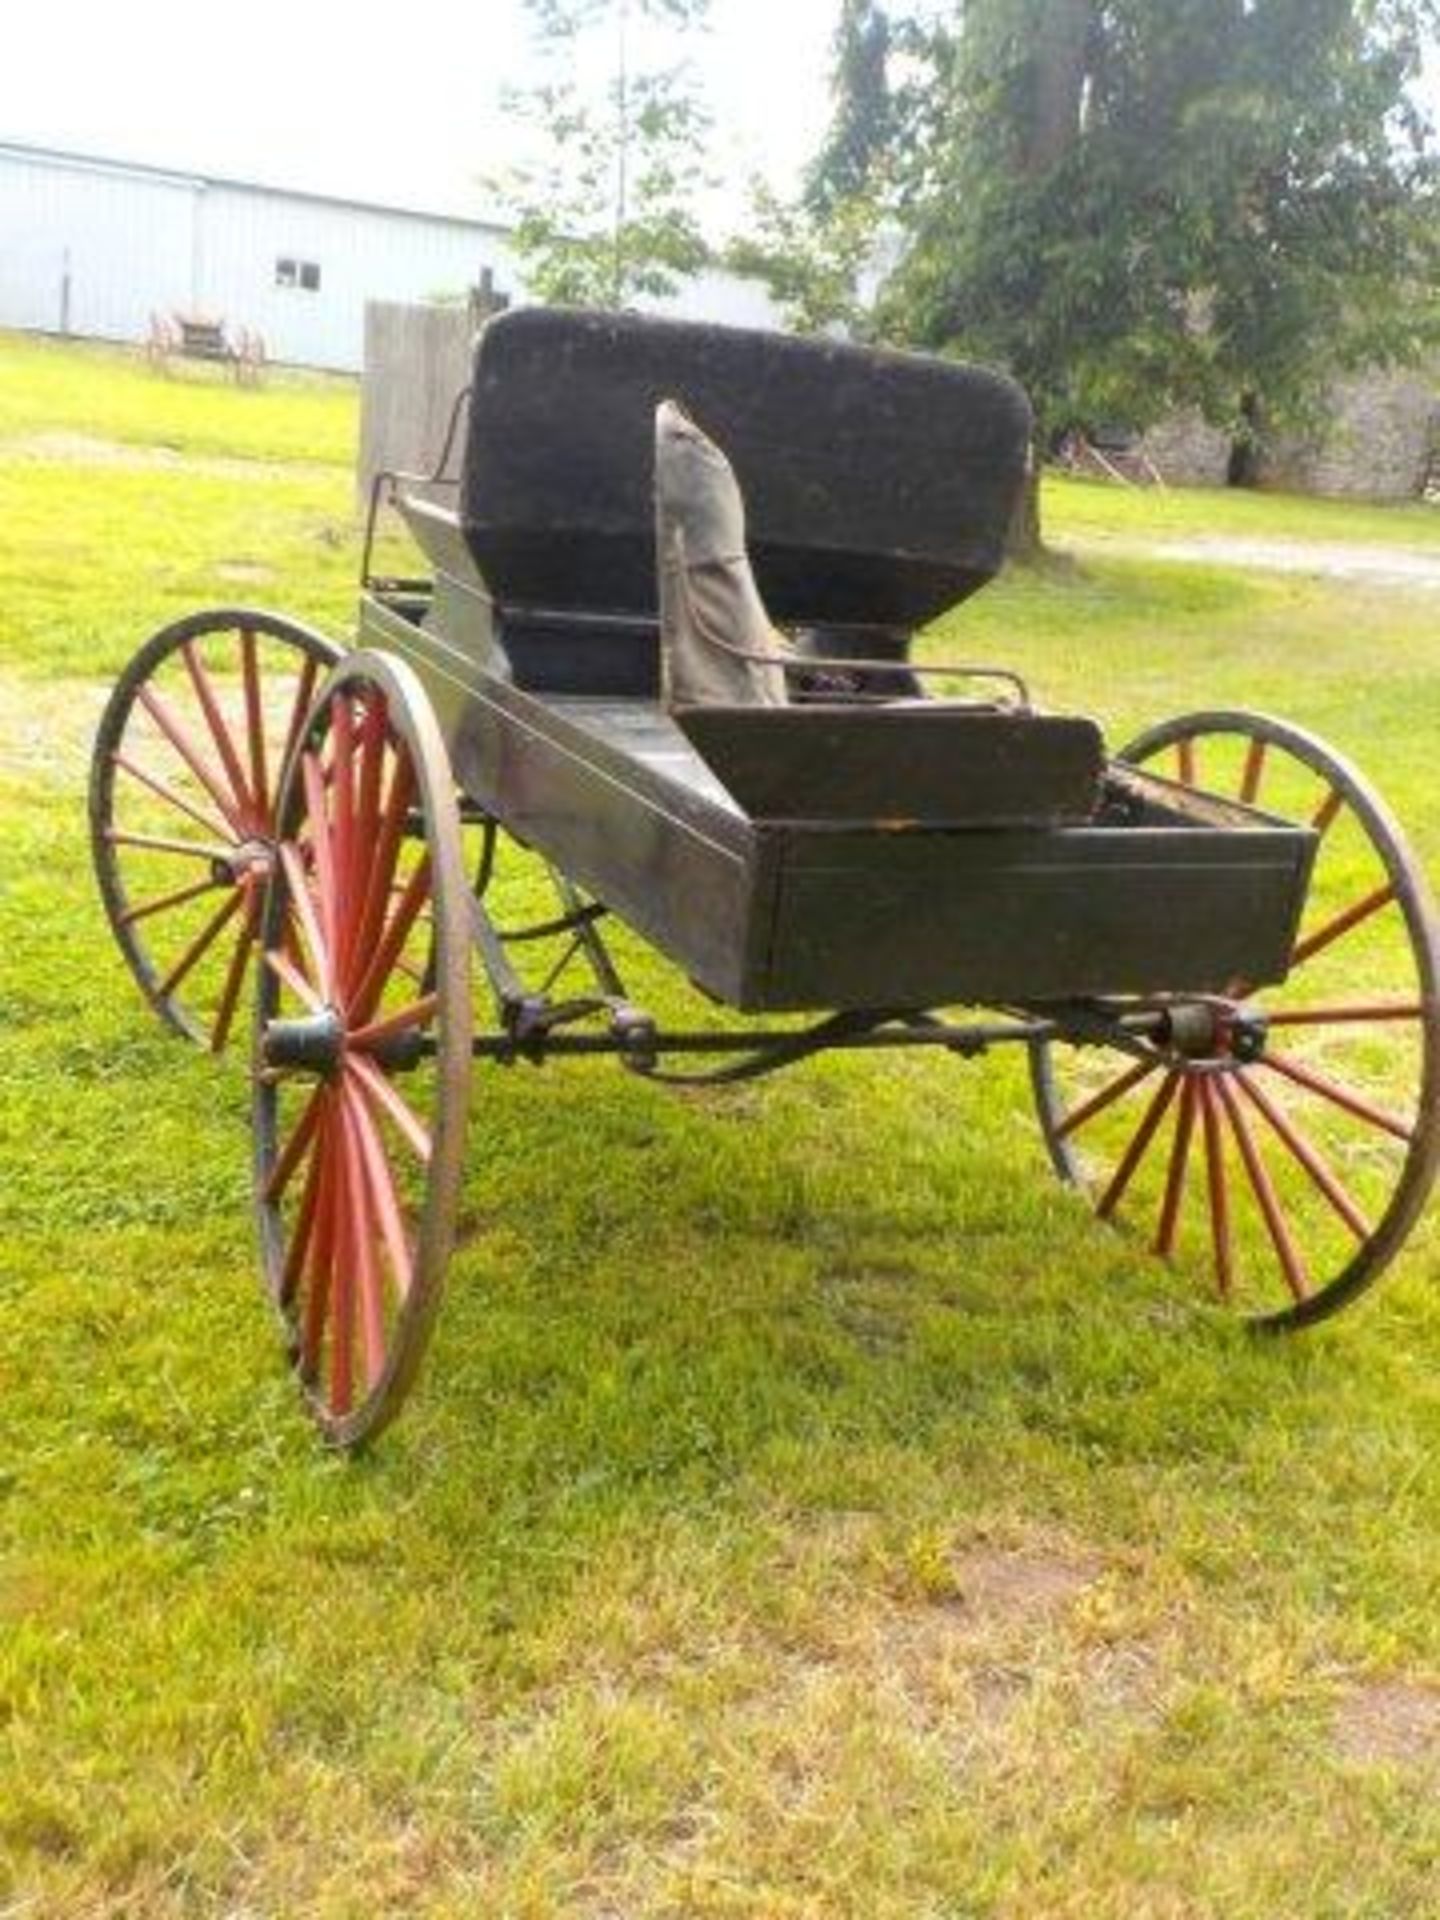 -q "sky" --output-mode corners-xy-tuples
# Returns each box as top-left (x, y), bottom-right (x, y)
(1, 0), (840, 240)
(8, 3), (1436, 243)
